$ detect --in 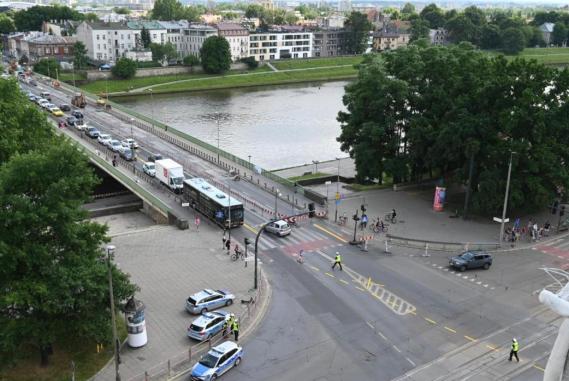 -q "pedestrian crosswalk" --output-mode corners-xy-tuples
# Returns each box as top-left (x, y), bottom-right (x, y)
(255, 226), (342, 253)
(534, 234), (569, 265)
